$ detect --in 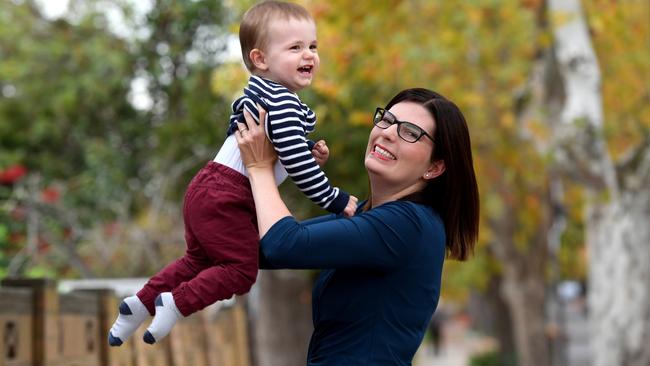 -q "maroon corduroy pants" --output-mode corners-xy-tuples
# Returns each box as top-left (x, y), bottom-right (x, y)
(137, 162), (259, 316)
